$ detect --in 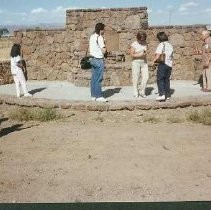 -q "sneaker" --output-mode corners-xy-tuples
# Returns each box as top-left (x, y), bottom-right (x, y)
(24, 93), (32, 97)
(91, 97), (96, 101)
(166, 97), (171, 100)
(156, 95), (165, 101)
(96, 97), (108, 102)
